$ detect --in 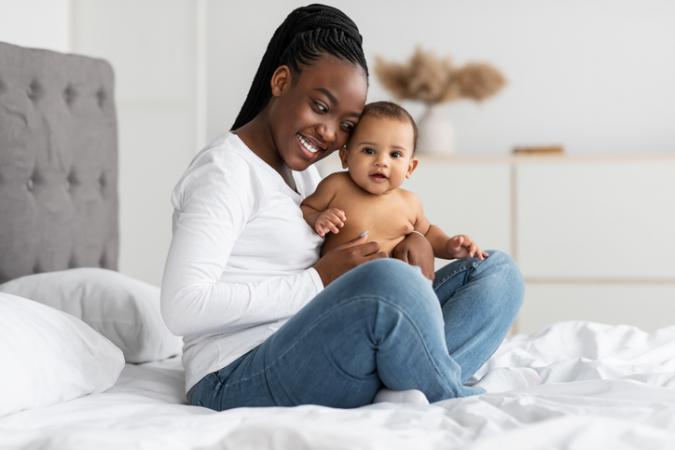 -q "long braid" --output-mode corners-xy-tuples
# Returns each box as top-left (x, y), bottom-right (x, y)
(231, 4), (368, 130)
